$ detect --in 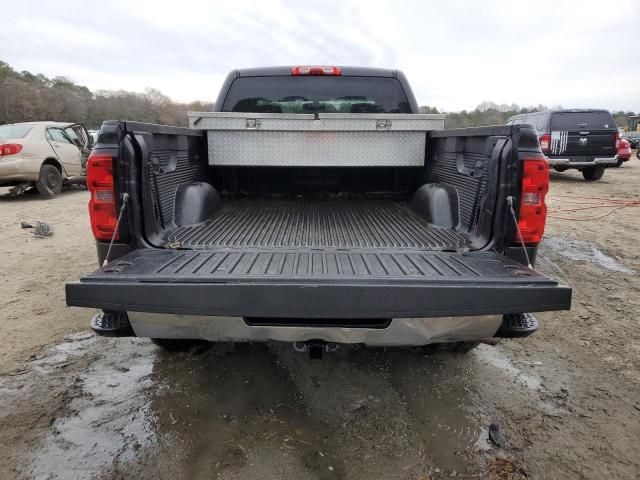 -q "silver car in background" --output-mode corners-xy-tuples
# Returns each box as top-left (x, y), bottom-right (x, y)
(0, 121), (92, 197)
